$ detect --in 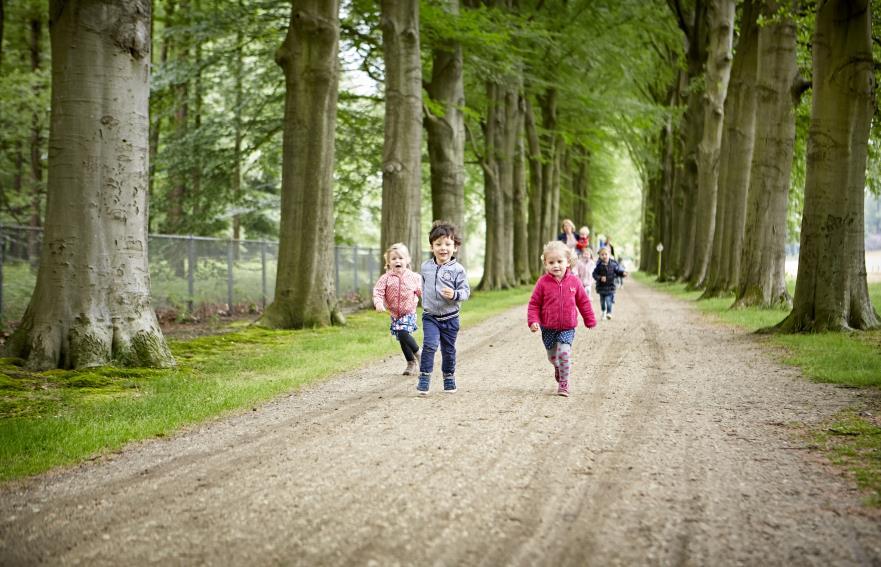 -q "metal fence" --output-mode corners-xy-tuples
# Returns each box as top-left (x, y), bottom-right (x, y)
(0, 225), (385, 323)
